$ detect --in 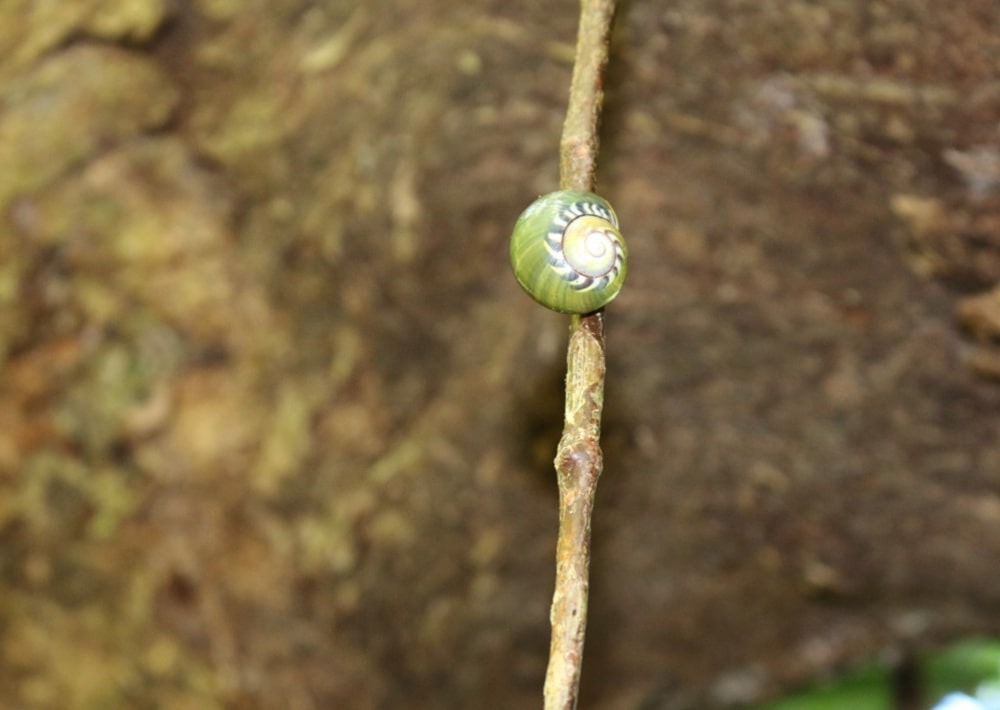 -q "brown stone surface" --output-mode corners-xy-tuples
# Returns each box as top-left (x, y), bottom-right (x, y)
(1, 1), (1000, 708)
